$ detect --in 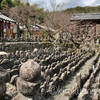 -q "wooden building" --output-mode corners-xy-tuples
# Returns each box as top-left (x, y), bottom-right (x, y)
(0, 13), (17, 40)
(71, 13), (100, 43)
(19, 24), (56, 40)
